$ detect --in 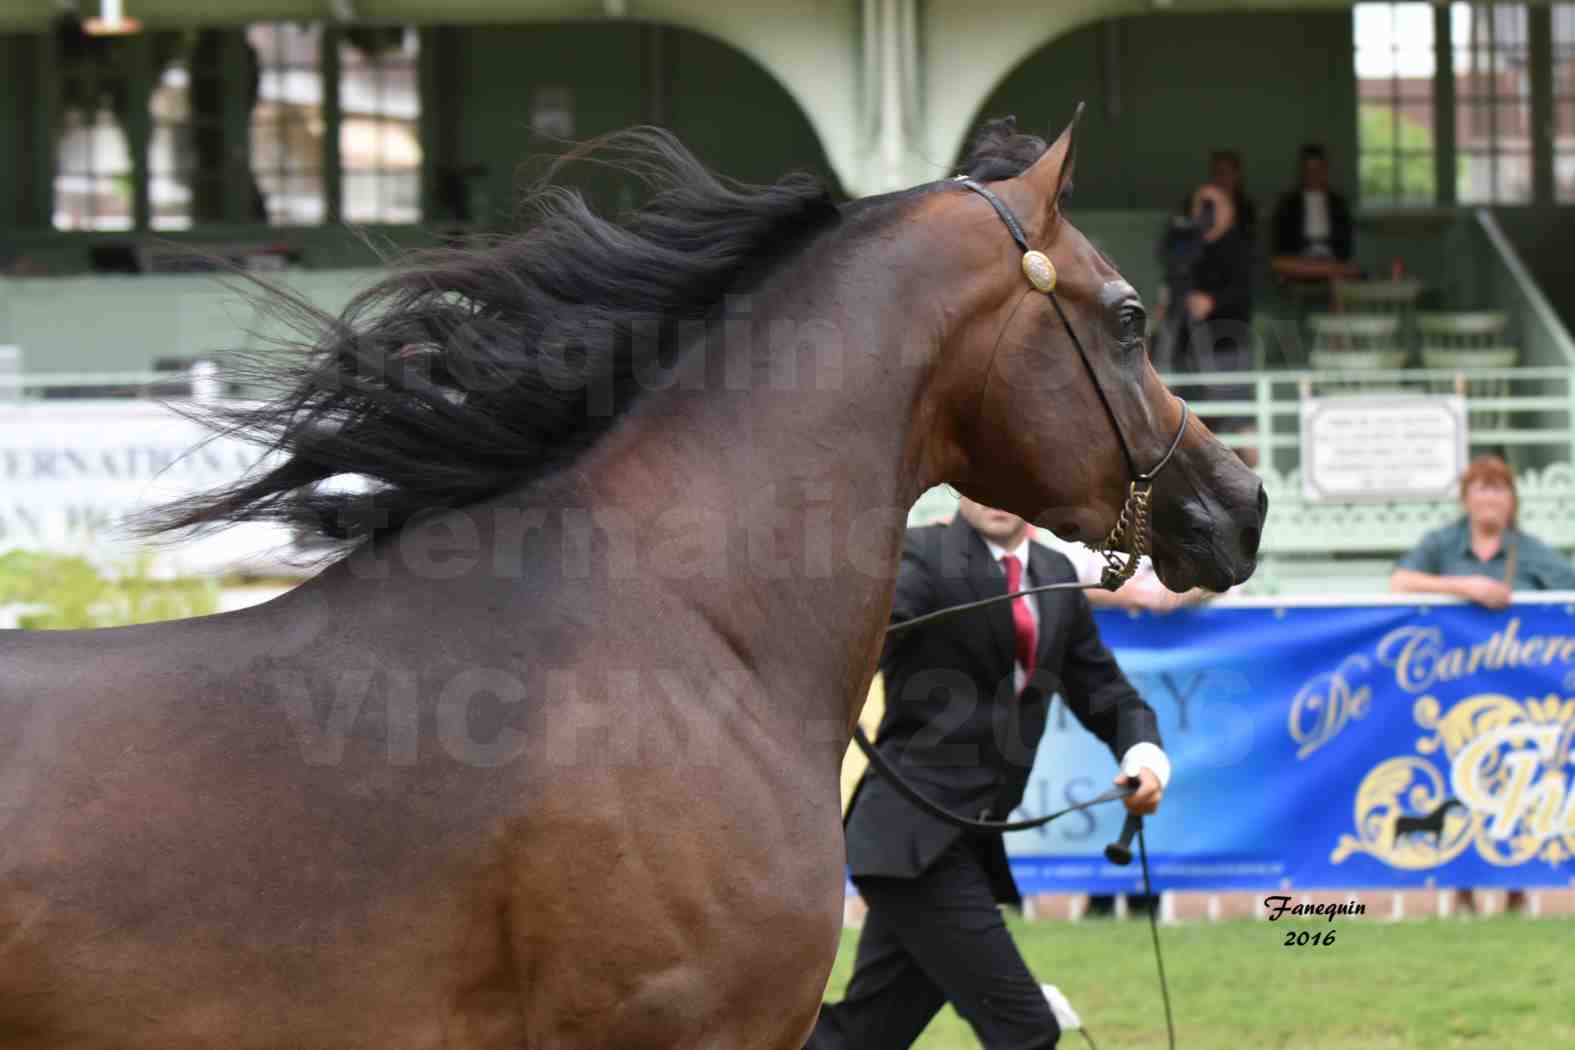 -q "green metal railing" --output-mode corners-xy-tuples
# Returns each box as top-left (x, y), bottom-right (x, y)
(0, 371), (200, 396)
(1161, 364), (1575, 474)
(5, 364), (1574, 470)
